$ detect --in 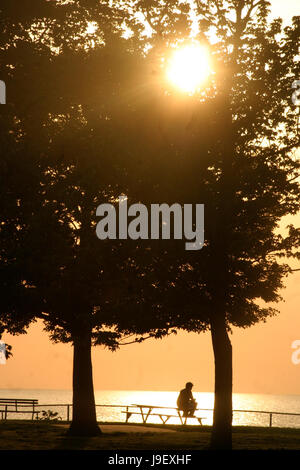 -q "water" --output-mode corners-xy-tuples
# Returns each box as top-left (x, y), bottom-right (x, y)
(0, 389), (300, 428)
